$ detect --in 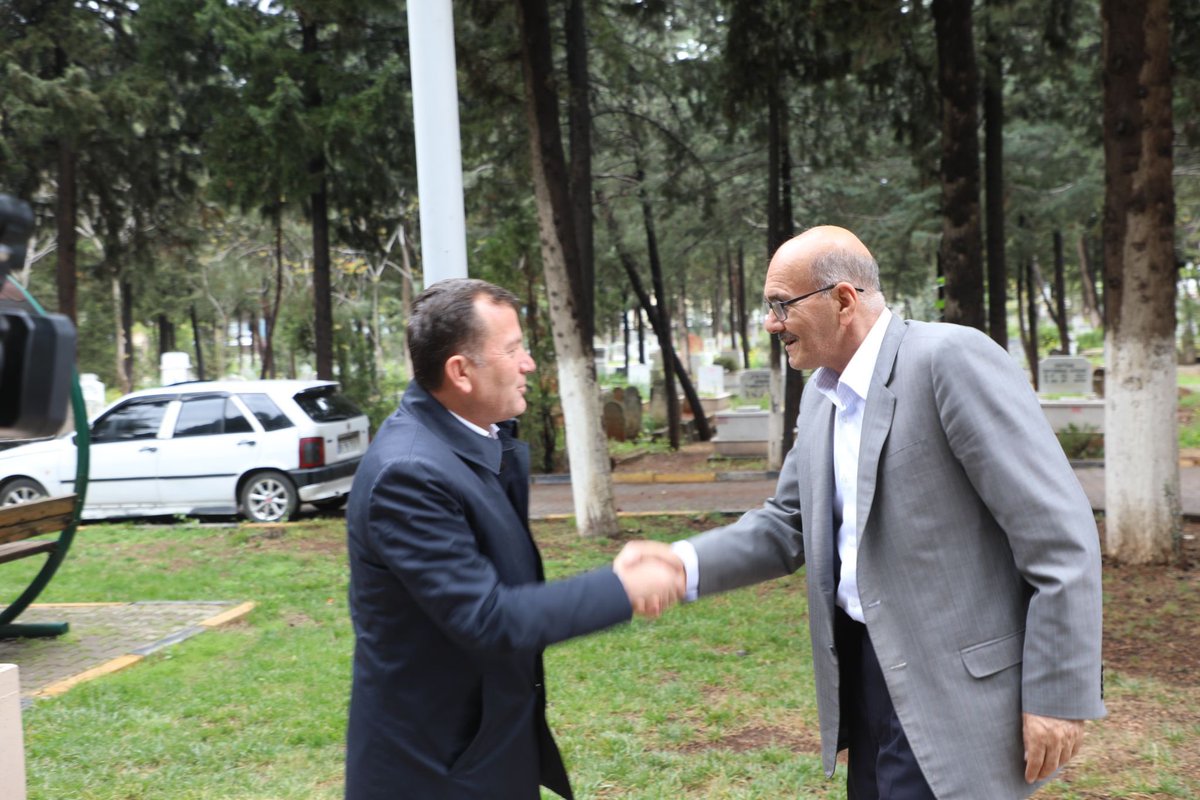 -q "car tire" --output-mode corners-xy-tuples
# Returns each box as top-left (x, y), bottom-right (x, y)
(240, 470), (298, 523)
(1, 478), (48, 507)
(312, 495), (348, 512)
